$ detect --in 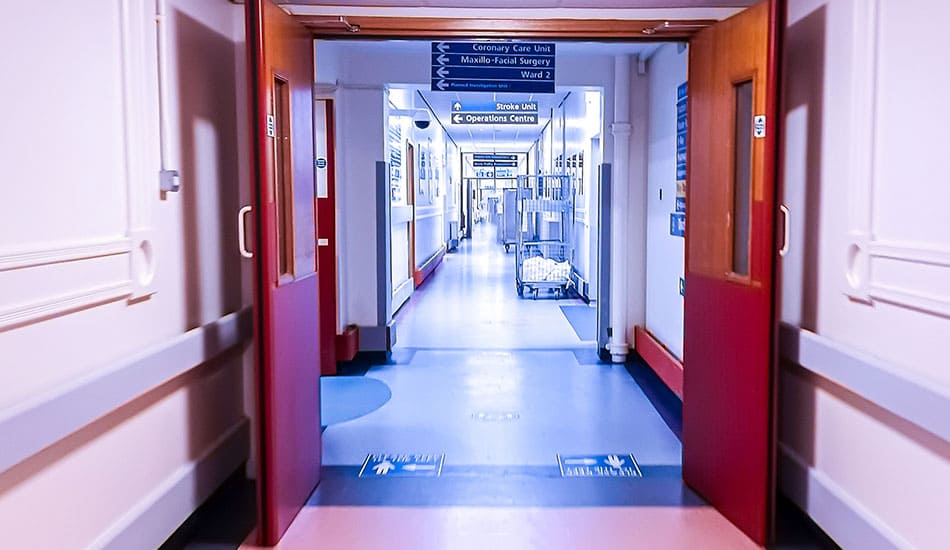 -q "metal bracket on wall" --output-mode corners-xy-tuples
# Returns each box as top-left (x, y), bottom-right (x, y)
(159, 169), (180, 193)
